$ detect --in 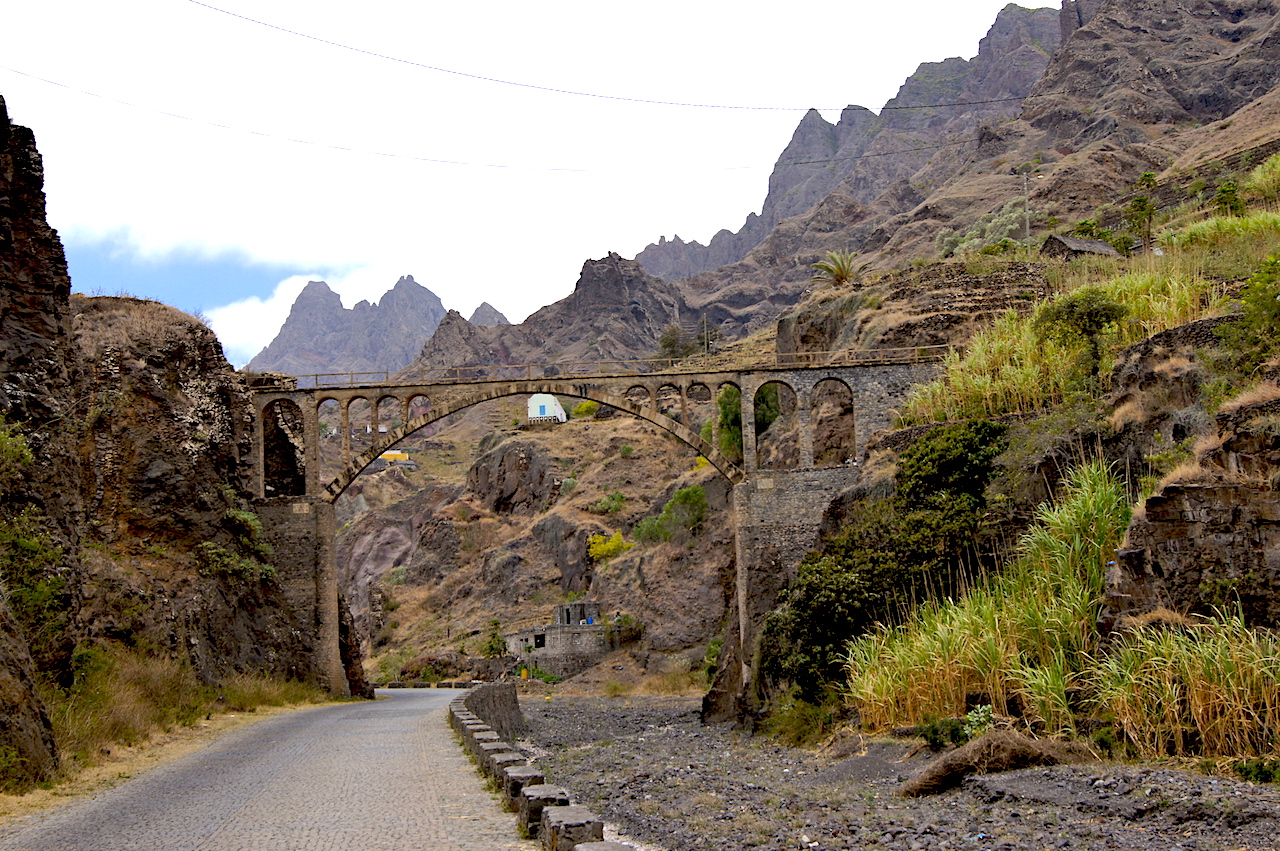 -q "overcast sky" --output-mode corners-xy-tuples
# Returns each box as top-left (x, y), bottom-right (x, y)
(1, 0), (1058, 365)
